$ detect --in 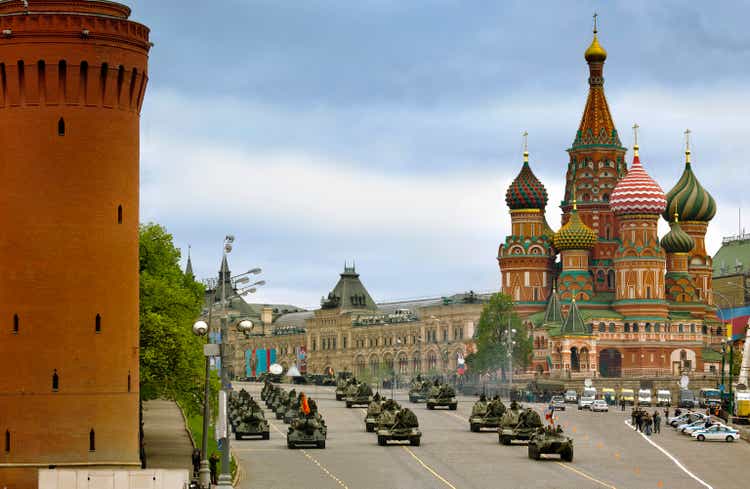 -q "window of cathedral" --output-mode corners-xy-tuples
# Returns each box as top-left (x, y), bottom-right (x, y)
(4, 430), (9, 452)
(678, 324), (684, 333)
(609, 323), (616, 333)
(645, 323), (651, 333)
(690, 324), (696, 333)
(343, 336), (347, 349)
(598, 322), (605, 333)
(654, 324), (661, 333)
(633, 324), (639, 333)
(624, 323), (630, 333)
(702, 325), (707, 335)
(12, 314), (19, 334)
